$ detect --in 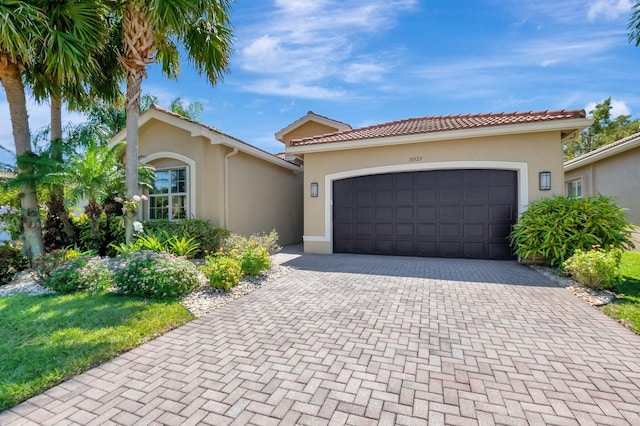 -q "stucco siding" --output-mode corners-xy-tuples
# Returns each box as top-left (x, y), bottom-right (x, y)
(565, 148), (640, 225)
(301, 131), (564, 253)
(281, 121), (341, 146)
(227, 150), (303, 245)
